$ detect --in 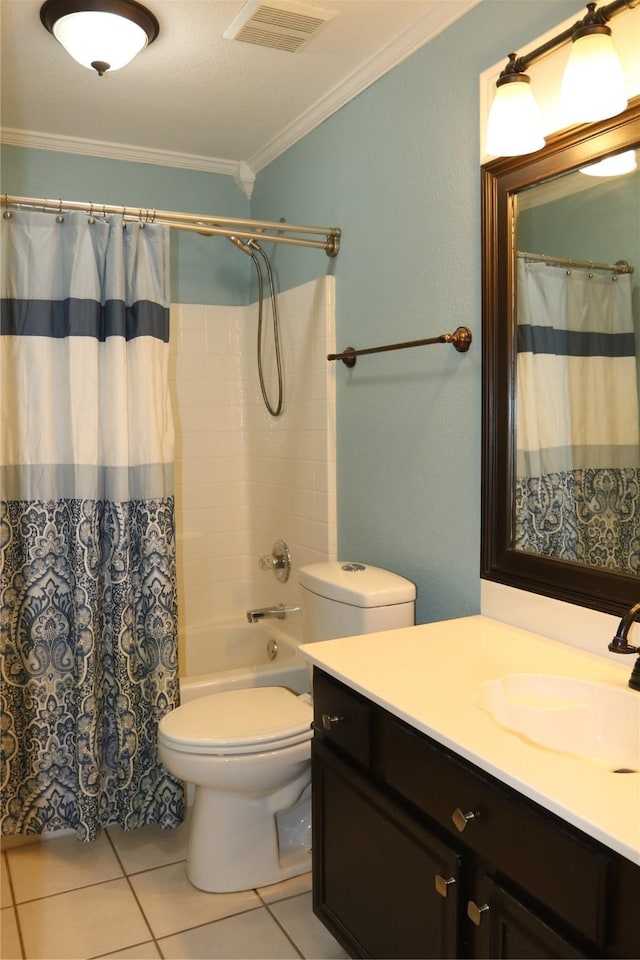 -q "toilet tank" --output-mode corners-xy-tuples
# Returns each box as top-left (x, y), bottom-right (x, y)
(299, 562), (416, 642)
